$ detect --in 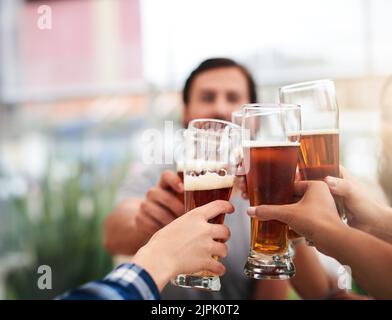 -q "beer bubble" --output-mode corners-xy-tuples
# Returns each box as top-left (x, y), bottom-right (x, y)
(218, 169), (227, 176)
